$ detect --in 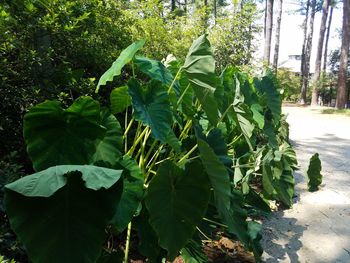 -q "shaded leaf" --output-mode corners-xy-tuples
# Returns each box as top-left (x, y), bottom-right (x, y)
(197, 138), (231, 212)
(5, 172), (123, 263)
(110, 86), (131, 114)
(111, 155), (143, 232)
(92, 110), (123, 166)
(5, 165), (123, 197)
(145, 160), (211, 260)
(24, 97), (105, 171)
(134, 208), (163, 262)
